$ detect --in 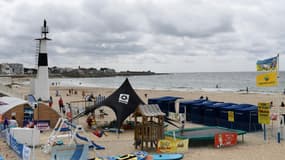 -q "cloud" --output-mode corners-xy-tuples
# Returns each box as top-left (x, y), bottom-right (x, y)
(0, 0), (285, 72)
